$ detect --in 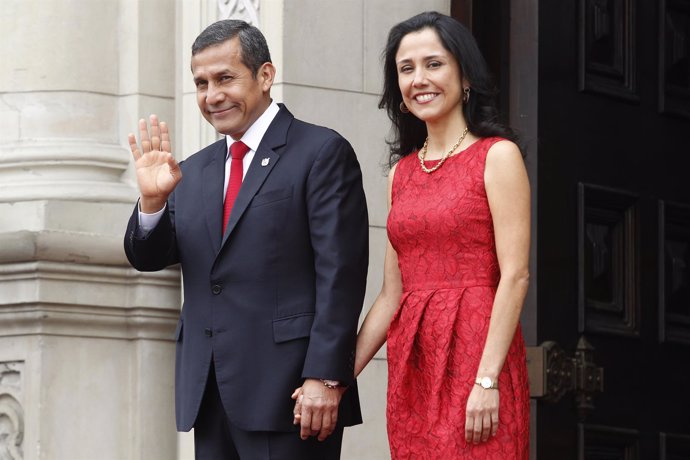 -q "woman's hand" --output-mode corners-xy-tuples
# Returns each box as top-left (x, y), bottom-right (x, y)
(291, 386), (304, 426)
(465, 384), (499, 444)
